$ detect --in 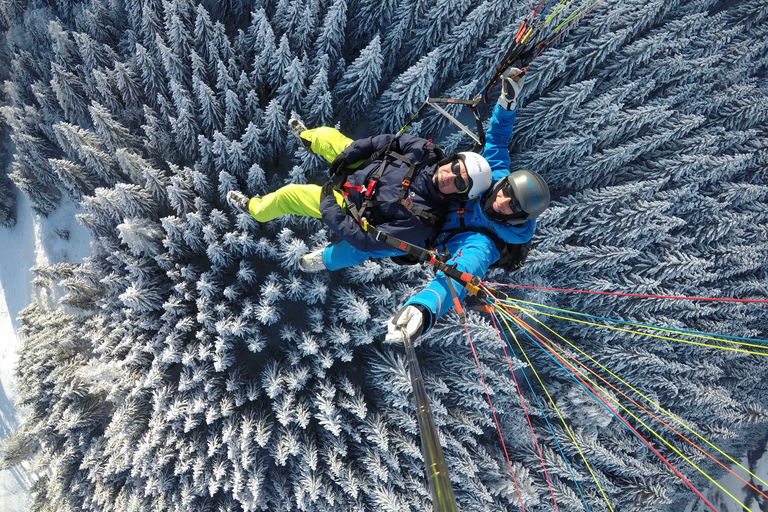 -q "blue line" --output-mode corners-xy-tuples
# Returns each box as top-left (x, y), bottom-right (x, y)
(490, 305), (591, 512)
